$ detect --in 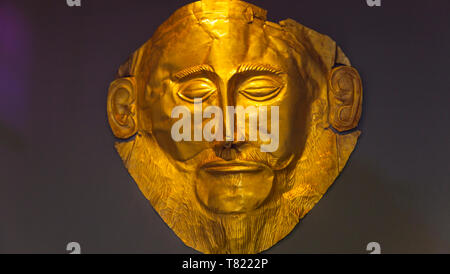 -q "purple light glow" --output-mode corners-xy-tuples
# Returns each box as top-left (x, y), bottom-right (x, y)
(0, 1), (31, 131)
